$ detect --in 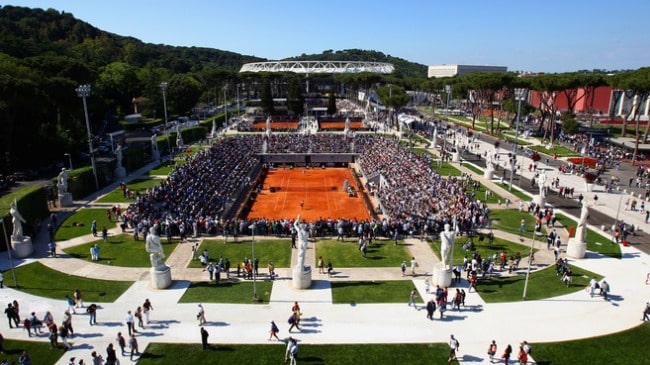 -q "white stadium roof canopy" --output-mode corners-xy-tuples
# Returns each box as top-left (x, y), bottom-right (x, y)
(240, 60), (394, 74)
